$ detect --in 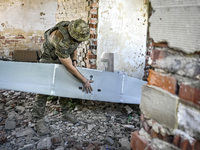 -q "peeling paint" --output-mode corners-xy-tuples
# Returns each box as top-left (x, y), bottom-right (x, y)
(0, 0), (57, 52)
(97, 0), (148, 78)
